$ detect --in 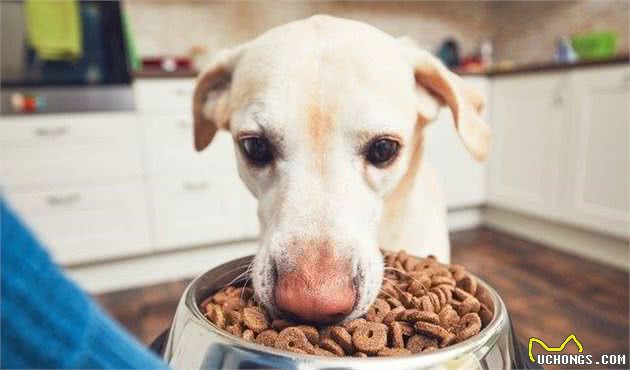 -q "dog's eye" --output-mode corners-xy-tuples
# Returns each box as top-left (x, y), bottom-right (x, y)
(366, 138), (400, 167)
(239, 136), (274, 165)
